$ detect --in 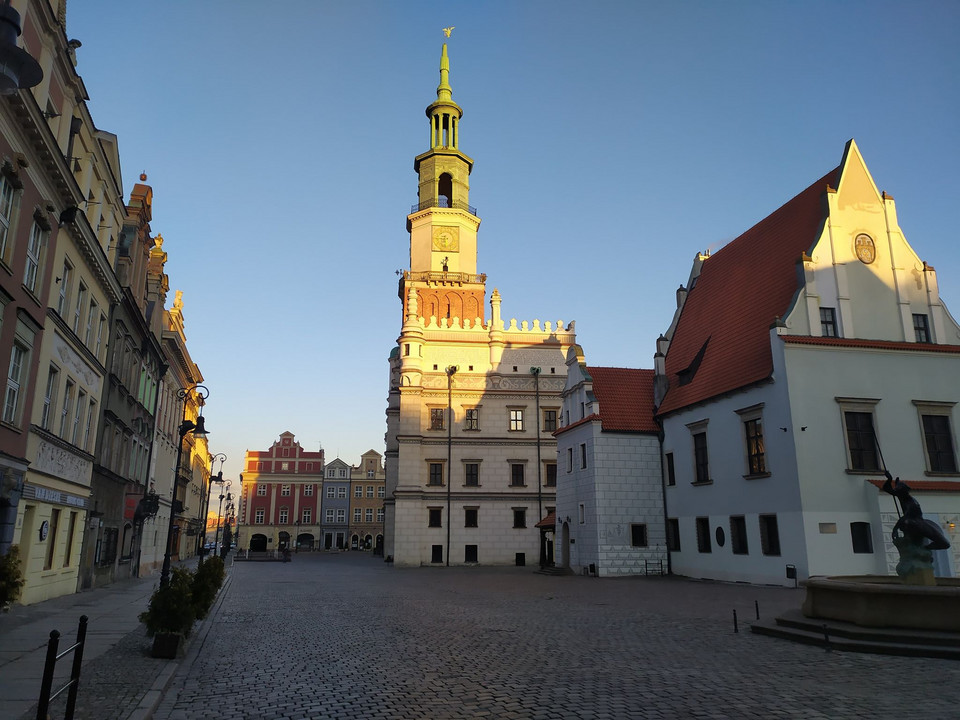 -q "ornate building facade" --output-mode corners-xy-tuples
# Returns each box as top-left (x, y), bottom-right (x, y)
(384, 42), (576, 567)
